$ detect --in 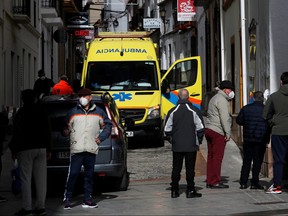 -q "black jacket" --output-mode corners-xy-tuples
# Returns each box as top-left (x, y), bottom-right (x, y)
(9, 103), (51, 154)
(164, 99), (204, 152)
(236, 101), (269, 144)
